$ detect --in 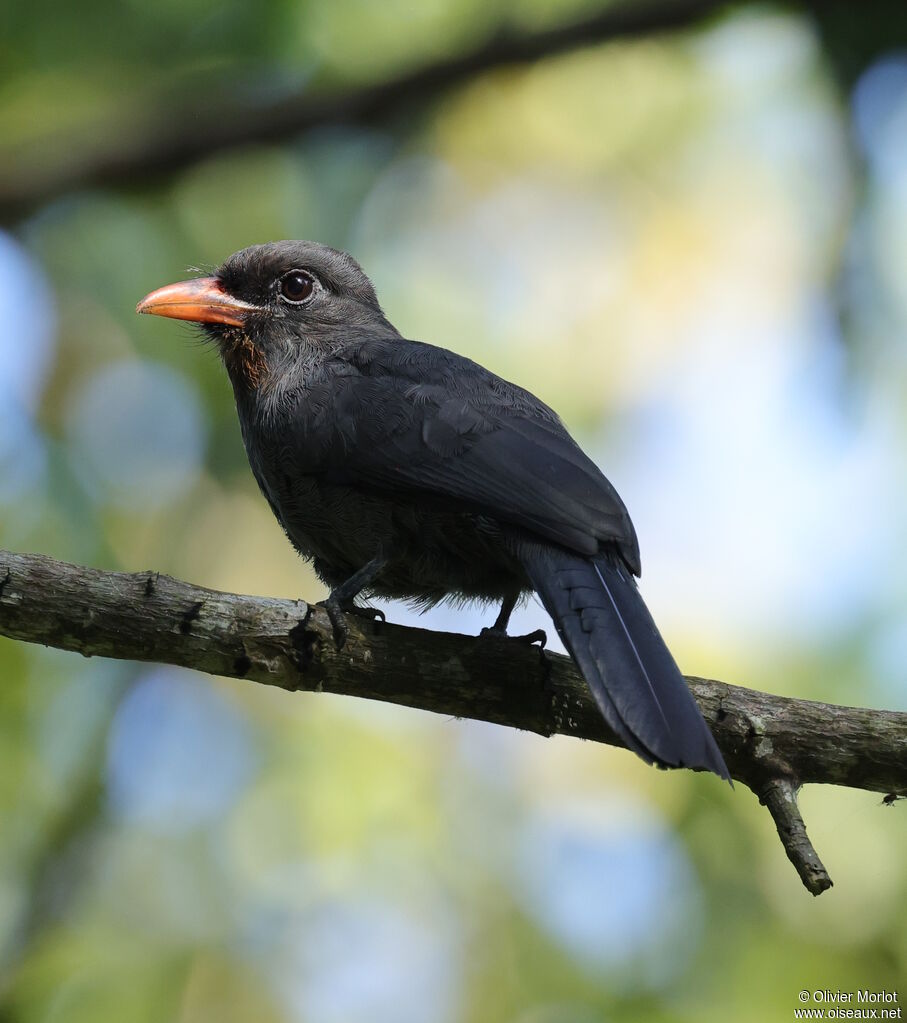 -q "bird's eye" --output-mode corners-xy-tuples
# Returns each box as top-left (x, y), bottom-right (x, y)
(279, 270), (316, 304)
